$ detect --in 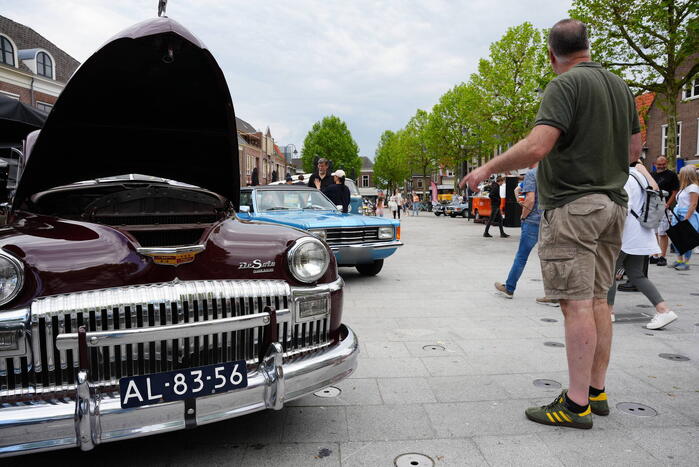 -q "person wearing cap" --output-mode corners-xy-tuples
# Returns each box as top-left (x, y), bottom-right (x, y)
(322, 169), (351, 213)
